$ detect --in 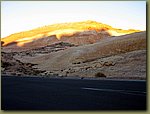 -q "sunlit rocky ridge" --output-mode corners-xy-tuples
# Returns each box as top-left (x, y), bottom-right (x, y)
(1, 20), (140, 48)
